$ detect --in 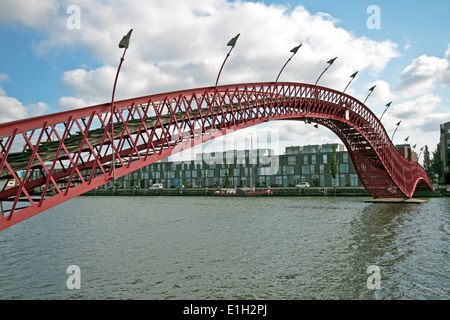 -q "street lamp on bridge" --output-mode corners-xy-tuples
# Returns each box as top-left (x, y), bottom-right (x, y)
(111, 28), (133, 182)
(380, 101), (392, 121)
(314, 57), (337, 87)
(418, 146), (424, 160)
(304, 57), (337, 124)
(275, 44), (302, 84)
(391, 120), (401, 142)
(342, 71), (358, 93)
(215, 33), (240, 88)
(363, 85), (376, 104)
